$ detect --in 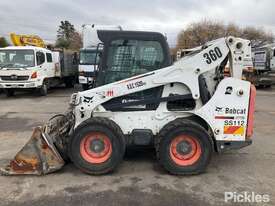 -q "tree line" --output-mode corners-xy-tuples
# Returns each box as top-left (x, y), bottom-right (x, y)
(176, 19), (274, 50)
